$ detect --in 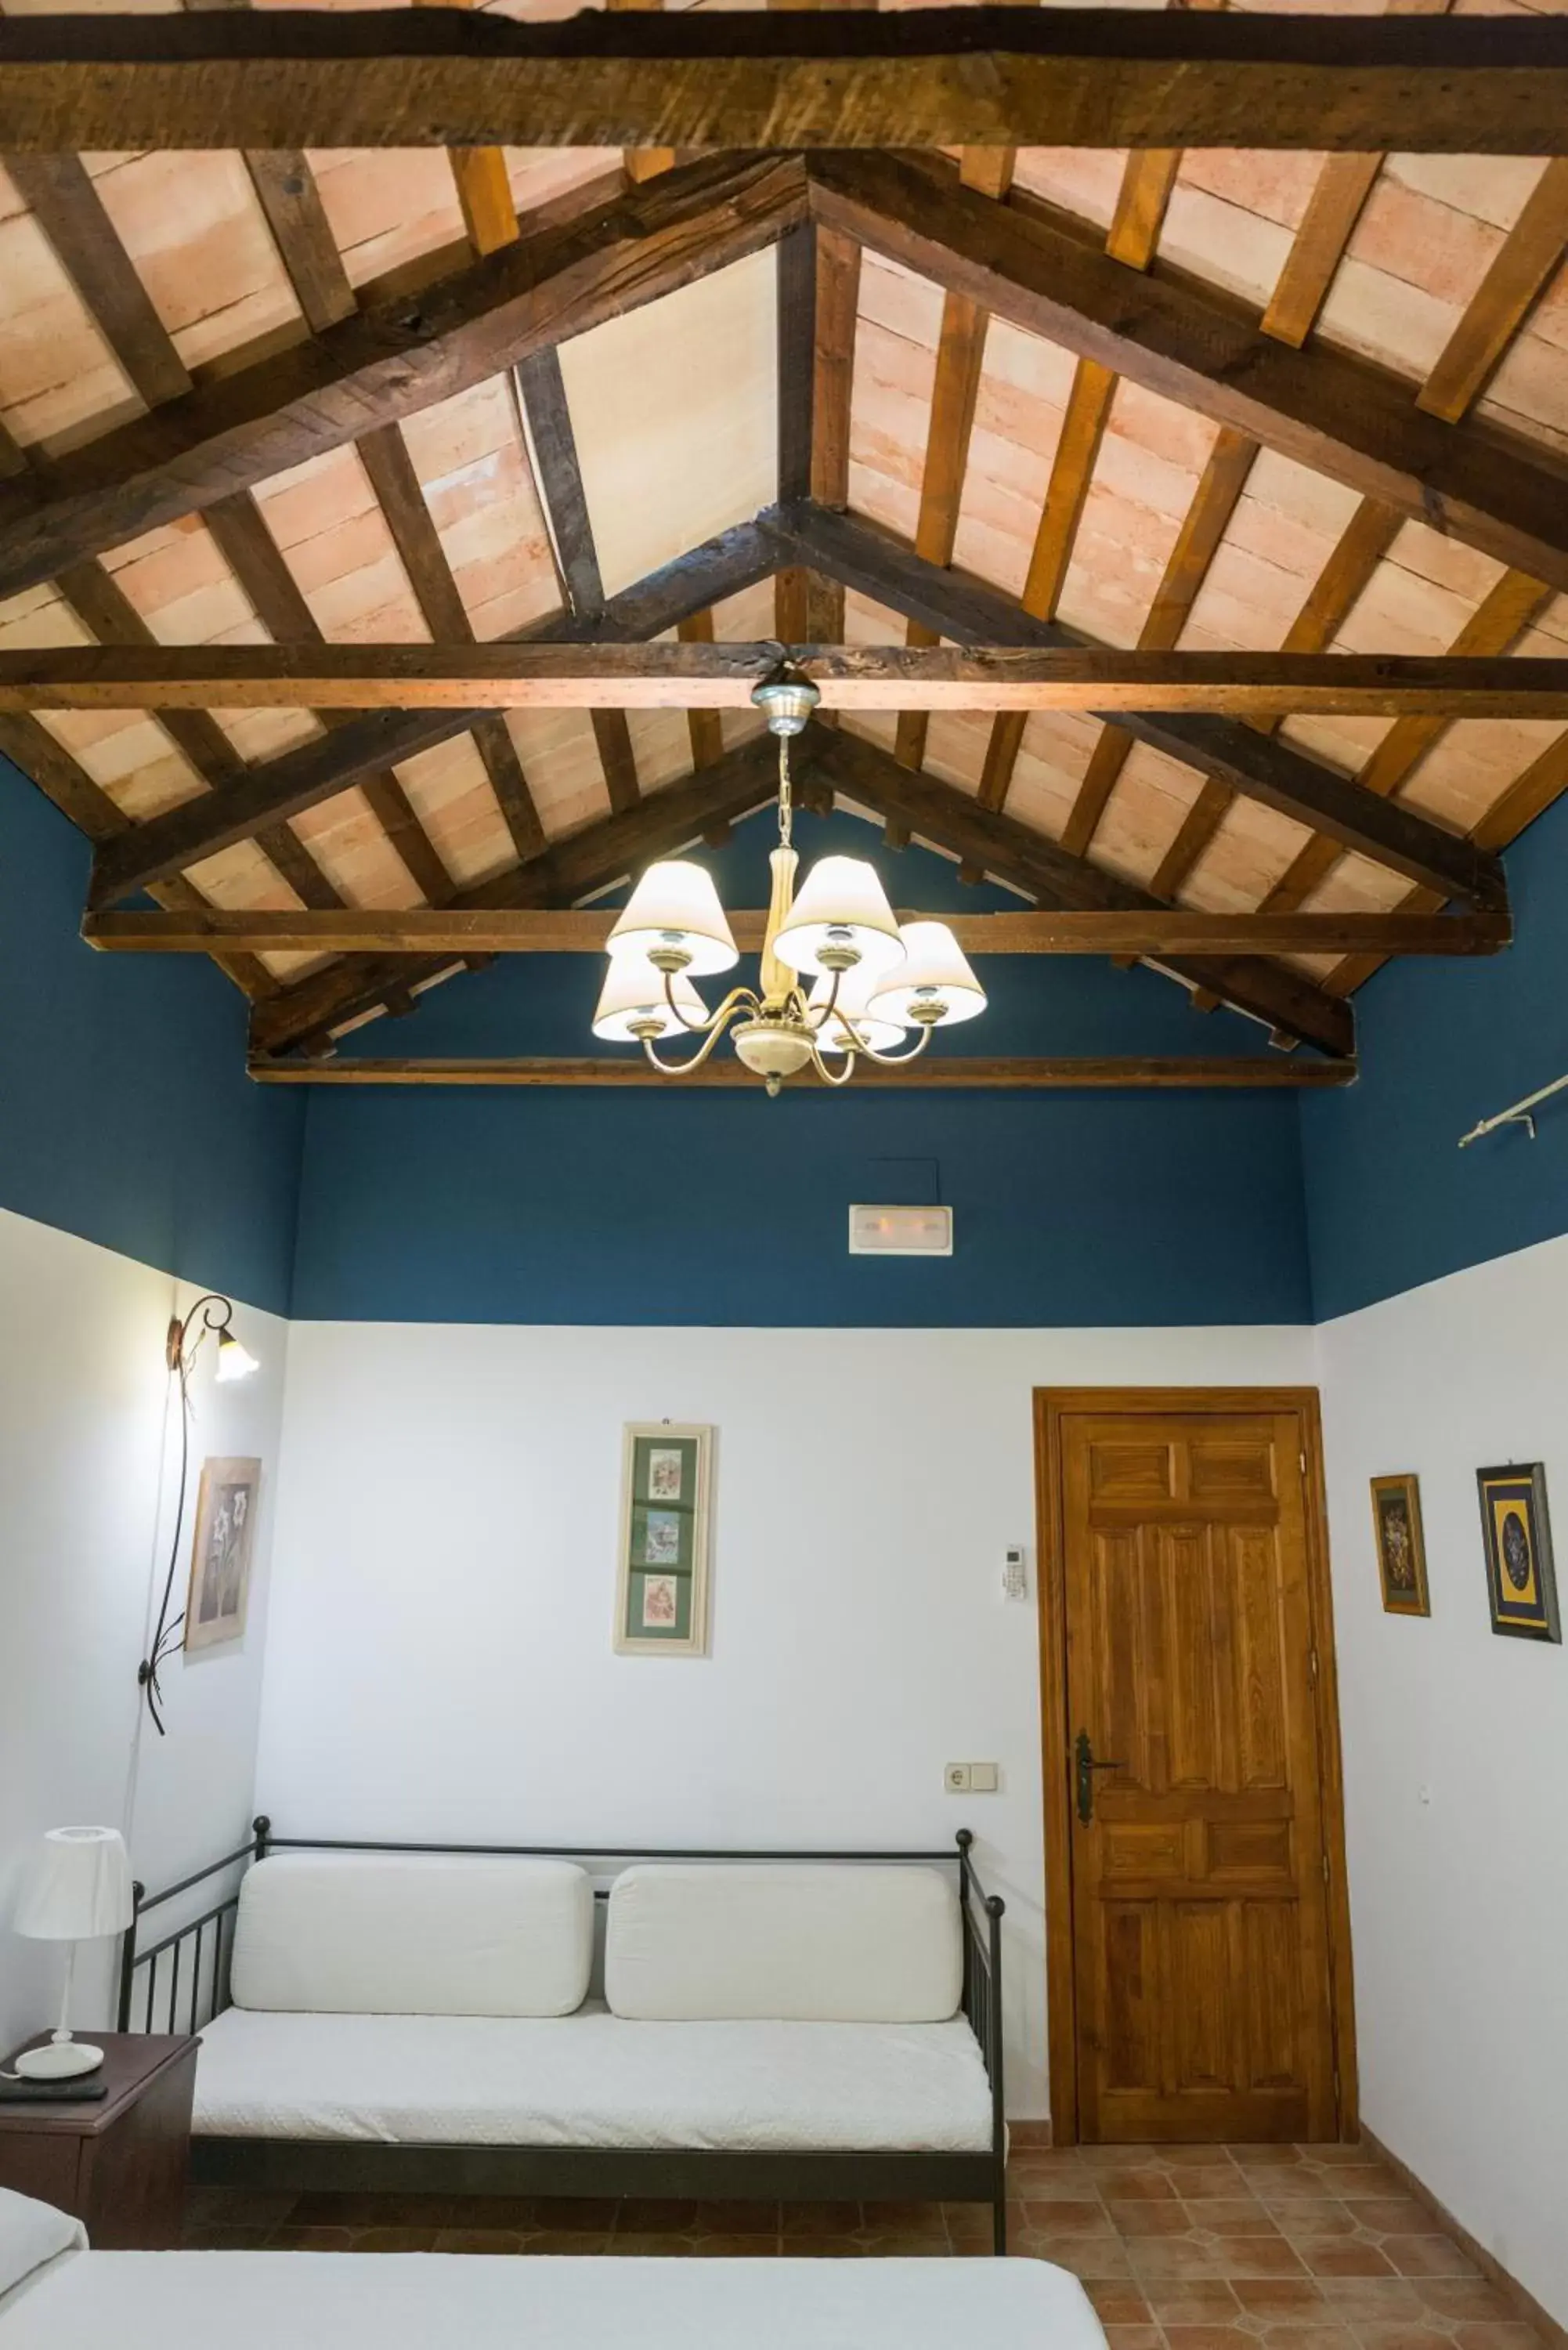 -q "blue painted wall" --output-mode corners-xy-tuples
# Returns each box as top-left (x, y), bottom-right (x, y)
(0, 758), (304, 1314)
(293, 807), (1314, 1325)
(1302, 786), (1568, 1323)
